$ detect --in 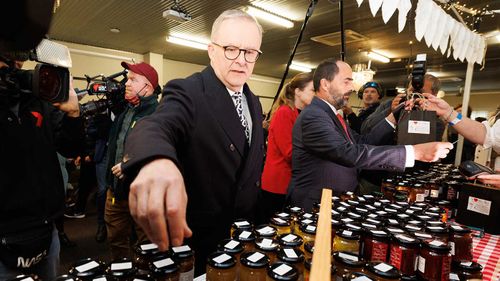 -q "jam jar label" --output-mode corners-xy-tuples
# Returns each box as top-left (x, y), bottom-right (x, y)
(371, 240), (389, 262)
(224, 240), (240, 249)
(274, 263), (293, 276)
(76, 261), (100, 272)
(441, 255), (451, 281)
(418, 256), (426, 273)
(389, 244), (403, 269)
